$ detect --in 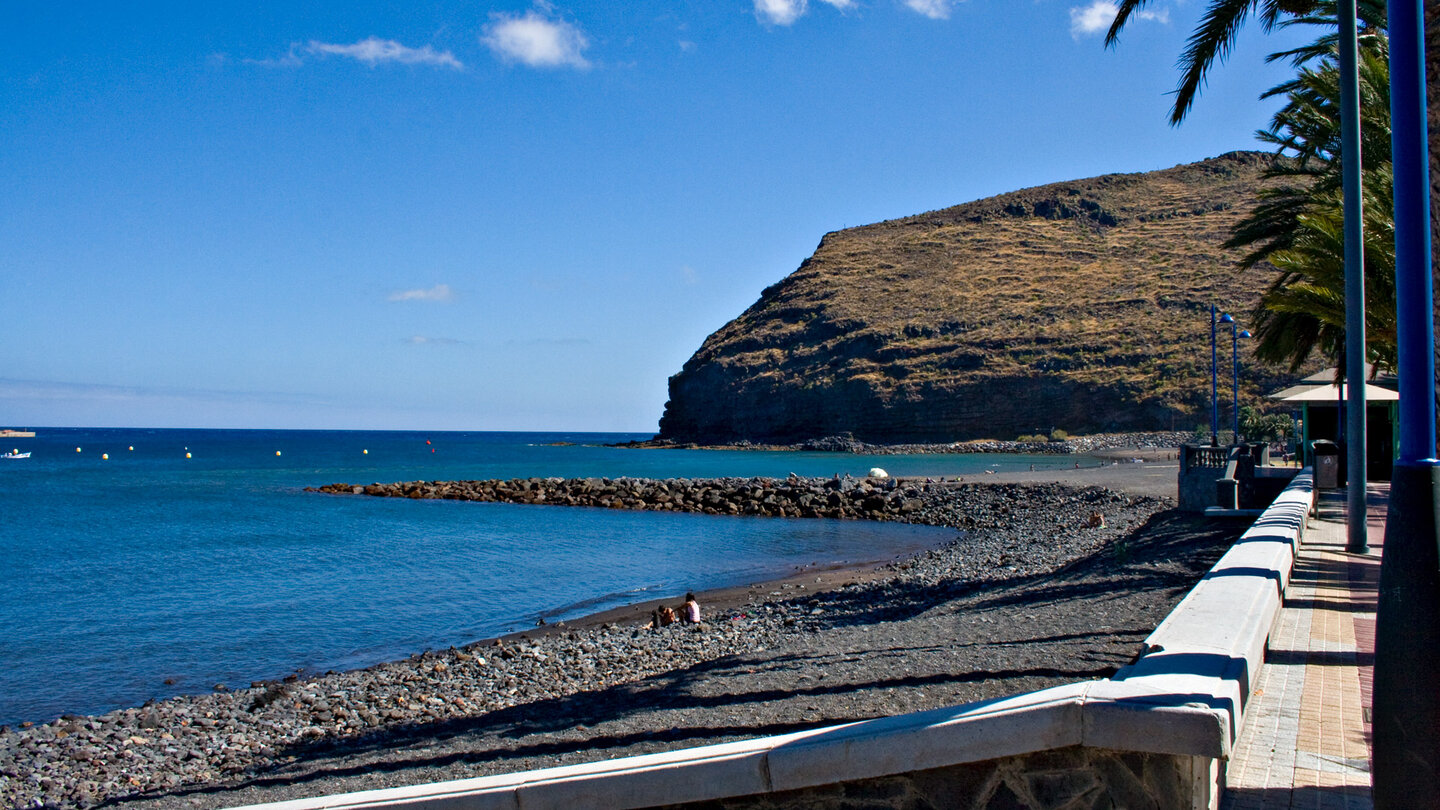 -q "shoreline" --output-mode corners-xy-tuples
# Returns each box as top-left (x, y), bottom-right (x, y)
(445, 456), (1179, 648)
(494, 549), (918, 647)
(1, 463), (1202, 810)
(609, 430), (1191, 455)
(500, 455), (1180, 641)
